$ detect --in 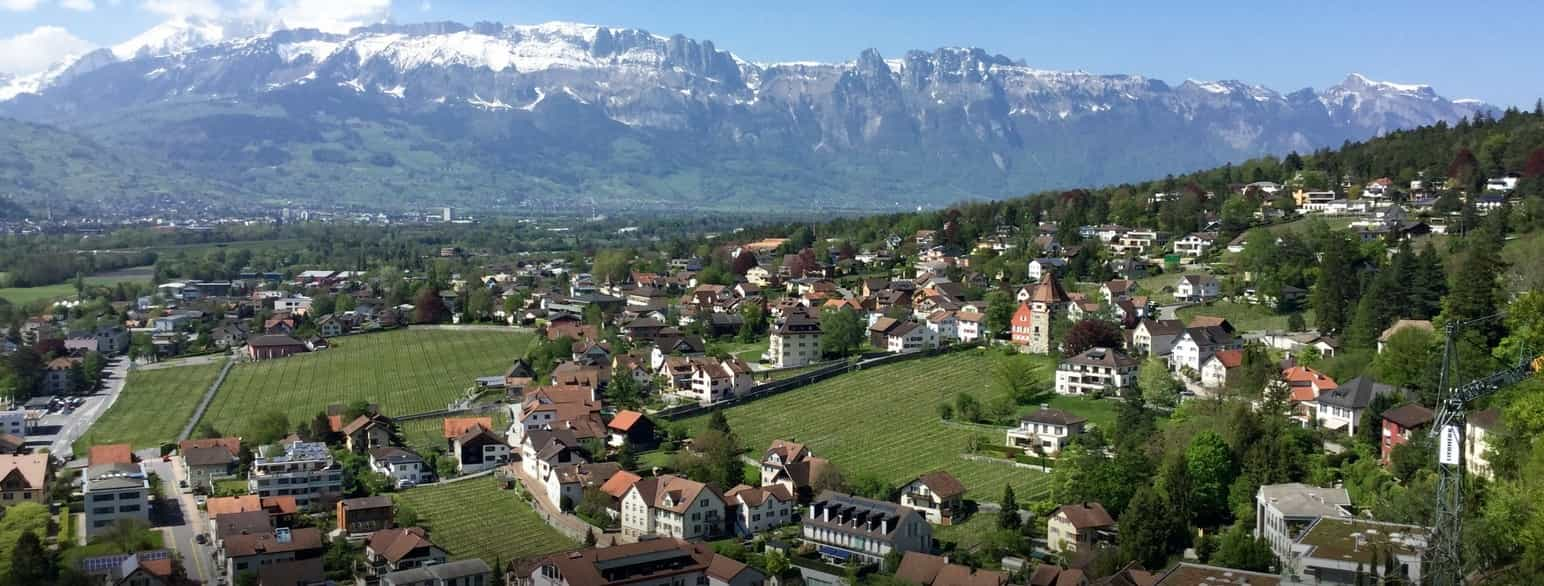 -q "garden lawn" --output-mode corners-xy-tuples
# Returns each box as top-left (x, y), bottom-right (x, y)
(0, 267), (156, 305)
(1132, 270), (1208, 304)
(74, 361), (226, 455)
(1177, 302), (1315, 332)
(198, 329), (532, 437)
(682, 351), (1056, 501)
(394, 476), (574, 565)
(1036, 396), (1123, 430)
